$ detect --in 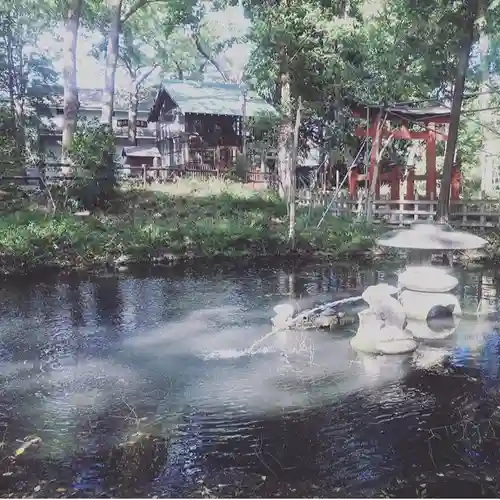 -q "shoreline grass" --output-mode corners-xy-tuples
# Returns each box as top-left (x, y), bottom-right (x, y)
(1, 177), (495, 276)
(0, 178), (382, 275)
